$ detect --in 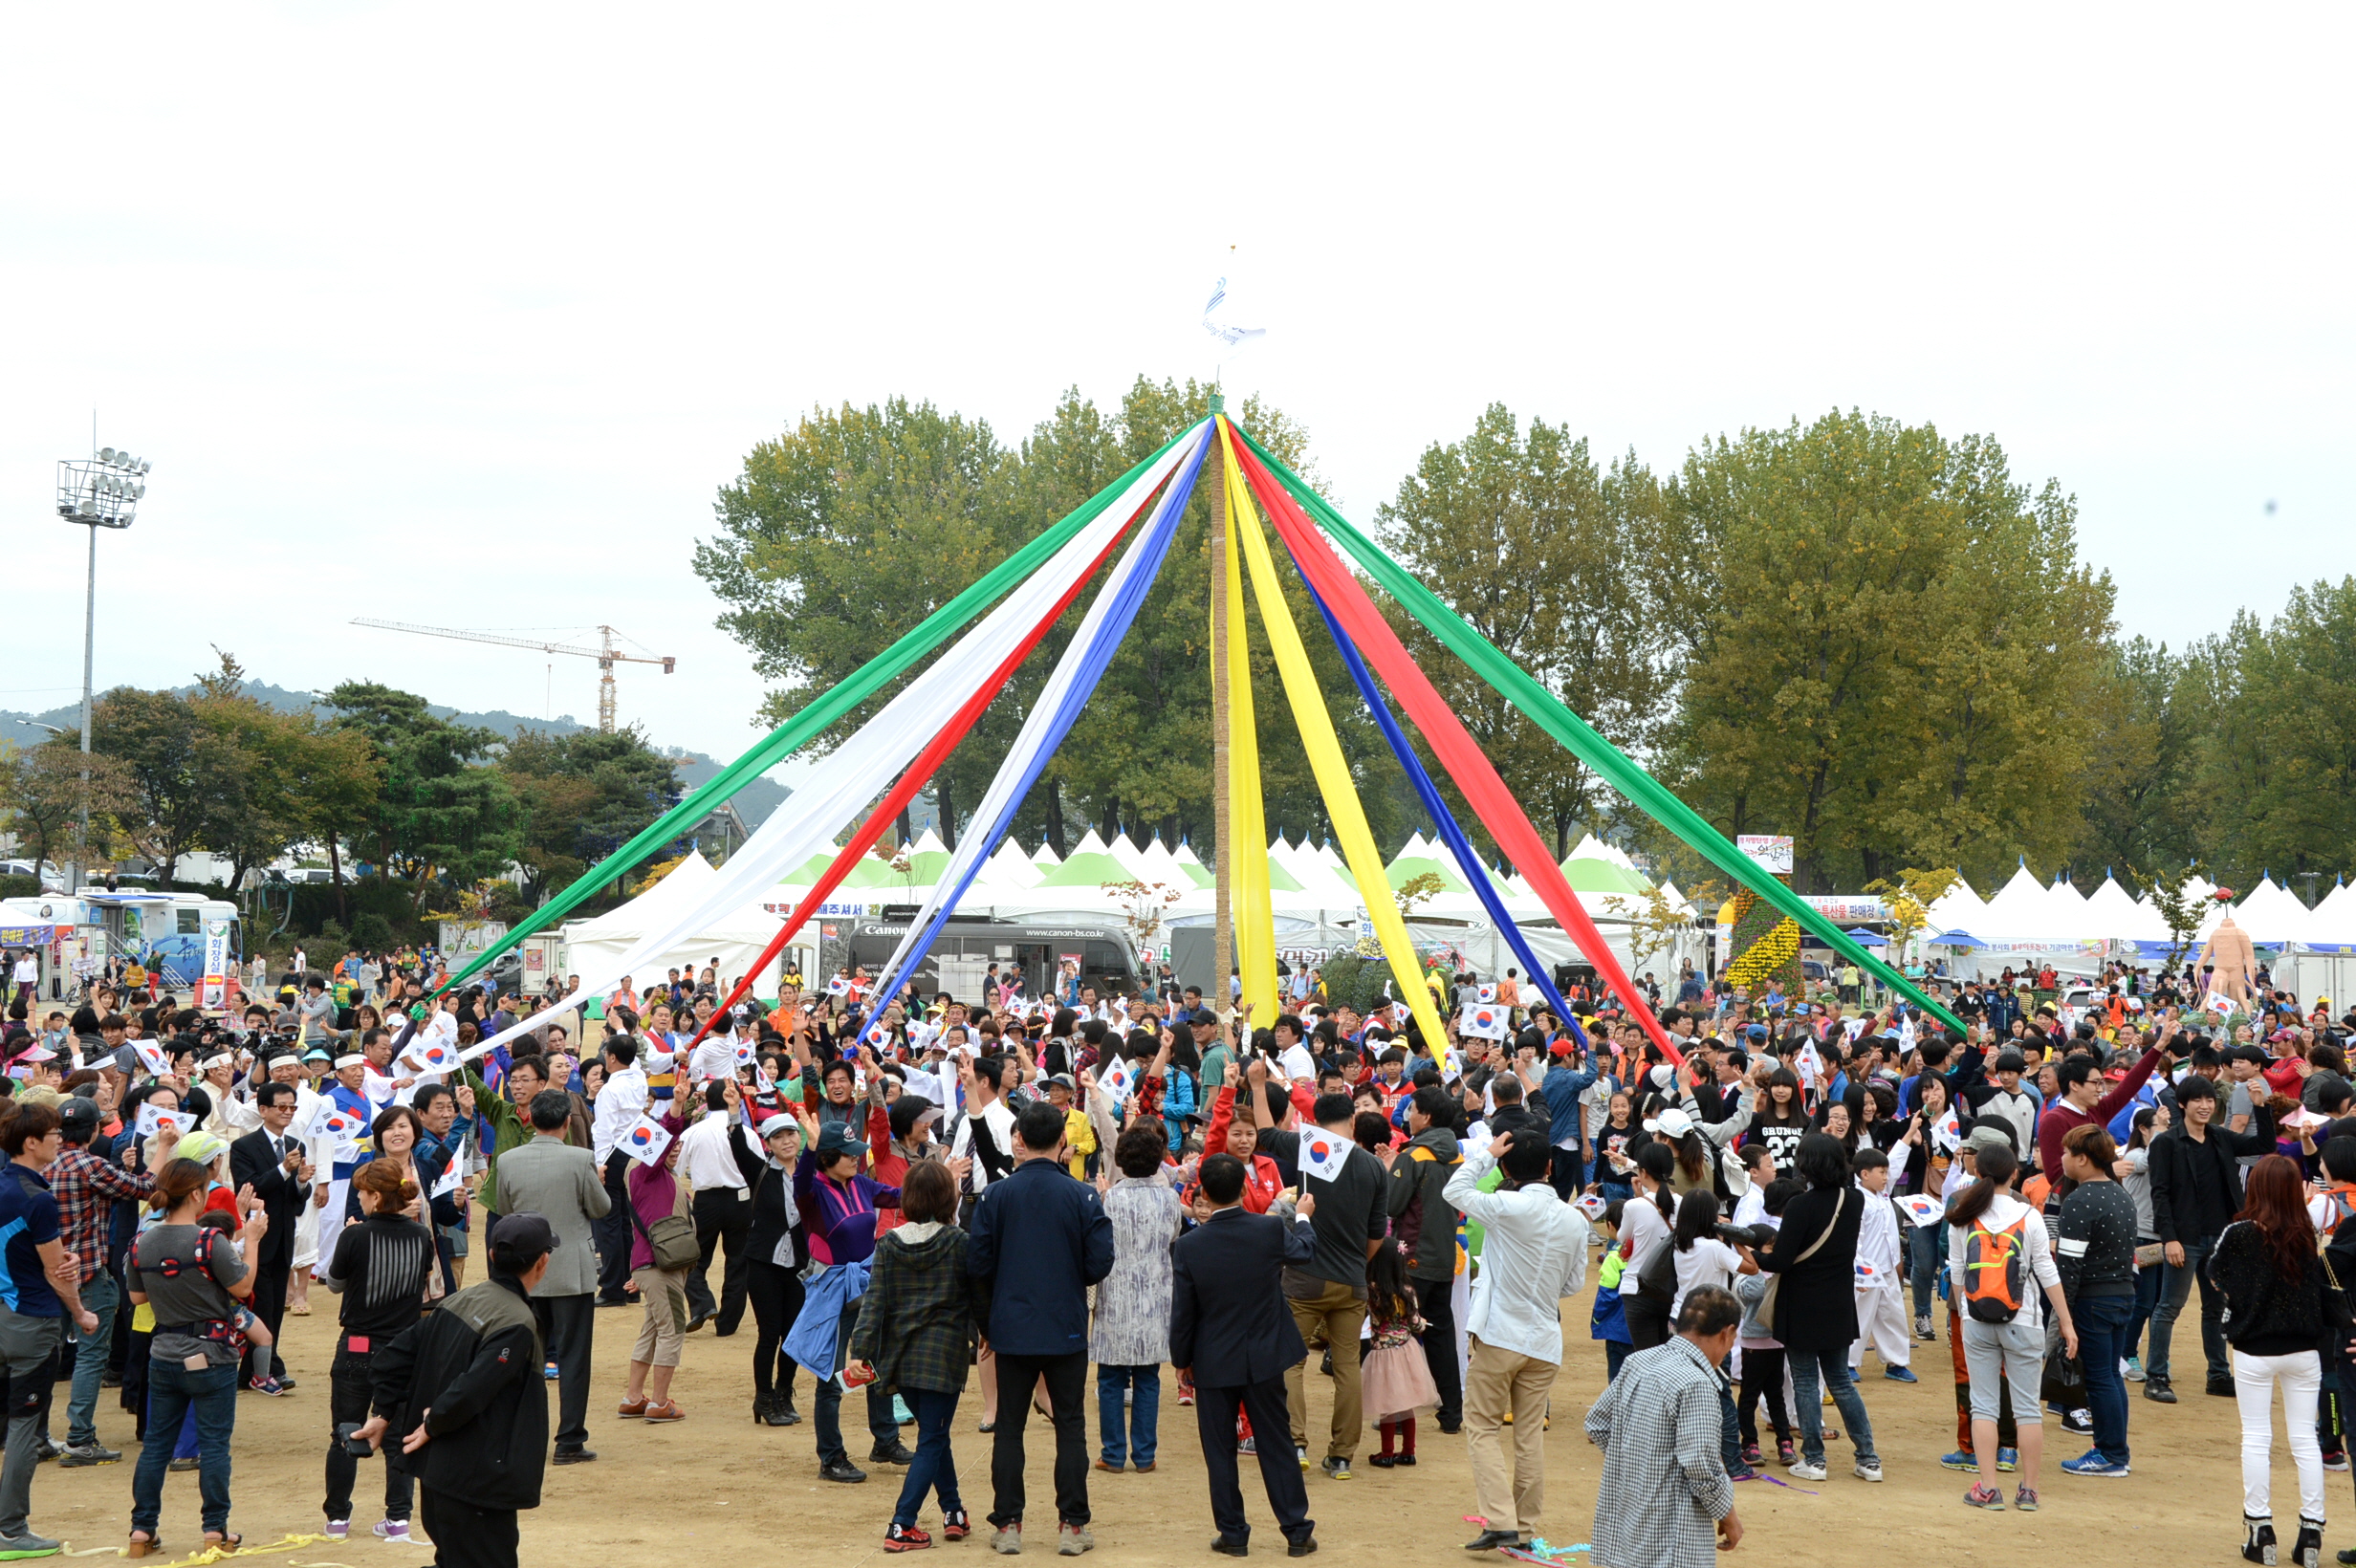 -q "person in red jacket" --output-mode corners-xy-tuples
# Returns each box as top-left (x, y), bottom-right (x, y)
(1196, 1074), (1283, 1214)
(2037, 1020), (2171, 1184)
